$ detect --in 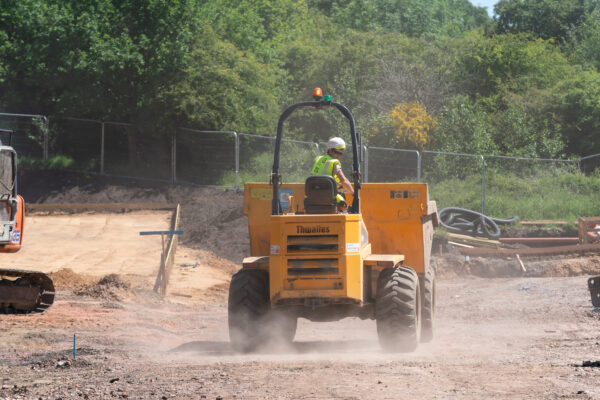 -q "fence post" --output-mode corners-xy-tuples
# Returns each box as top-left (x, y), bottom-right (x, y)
(417, 150), (421, 182)
(100, 122), (105, 174)
(234, 132), (239, 190)
(363, 145), (369, 183)
(171, 130), (177, 184)
(481, 155), (486, 215)
(42, 116), (49, 161)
